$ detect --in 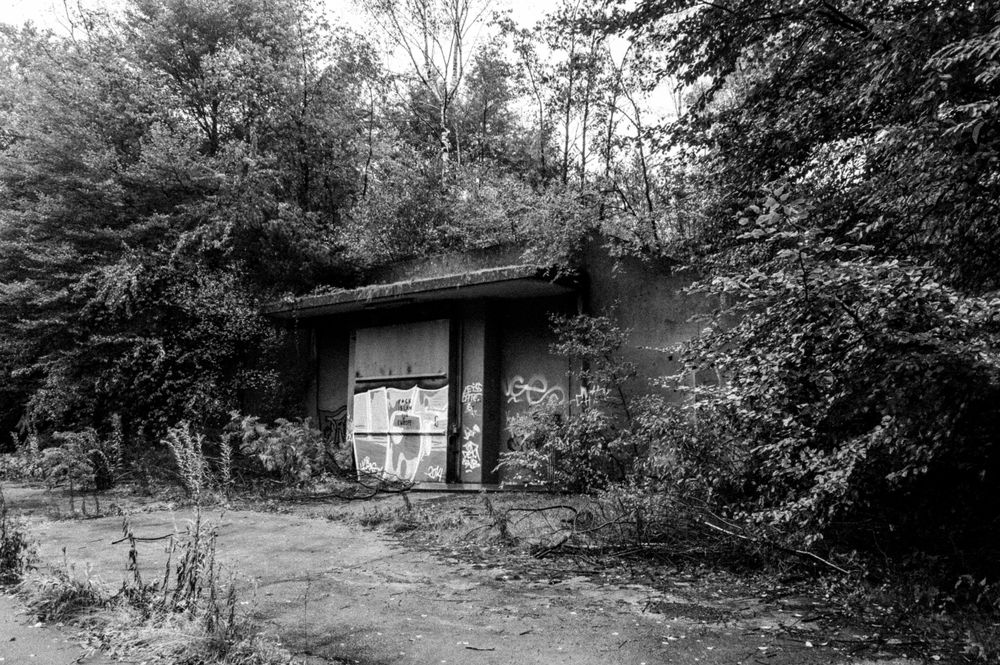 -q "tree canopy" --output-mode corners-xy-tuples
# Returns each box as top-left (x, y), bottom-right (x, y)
(611, 0), (1000, 563)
